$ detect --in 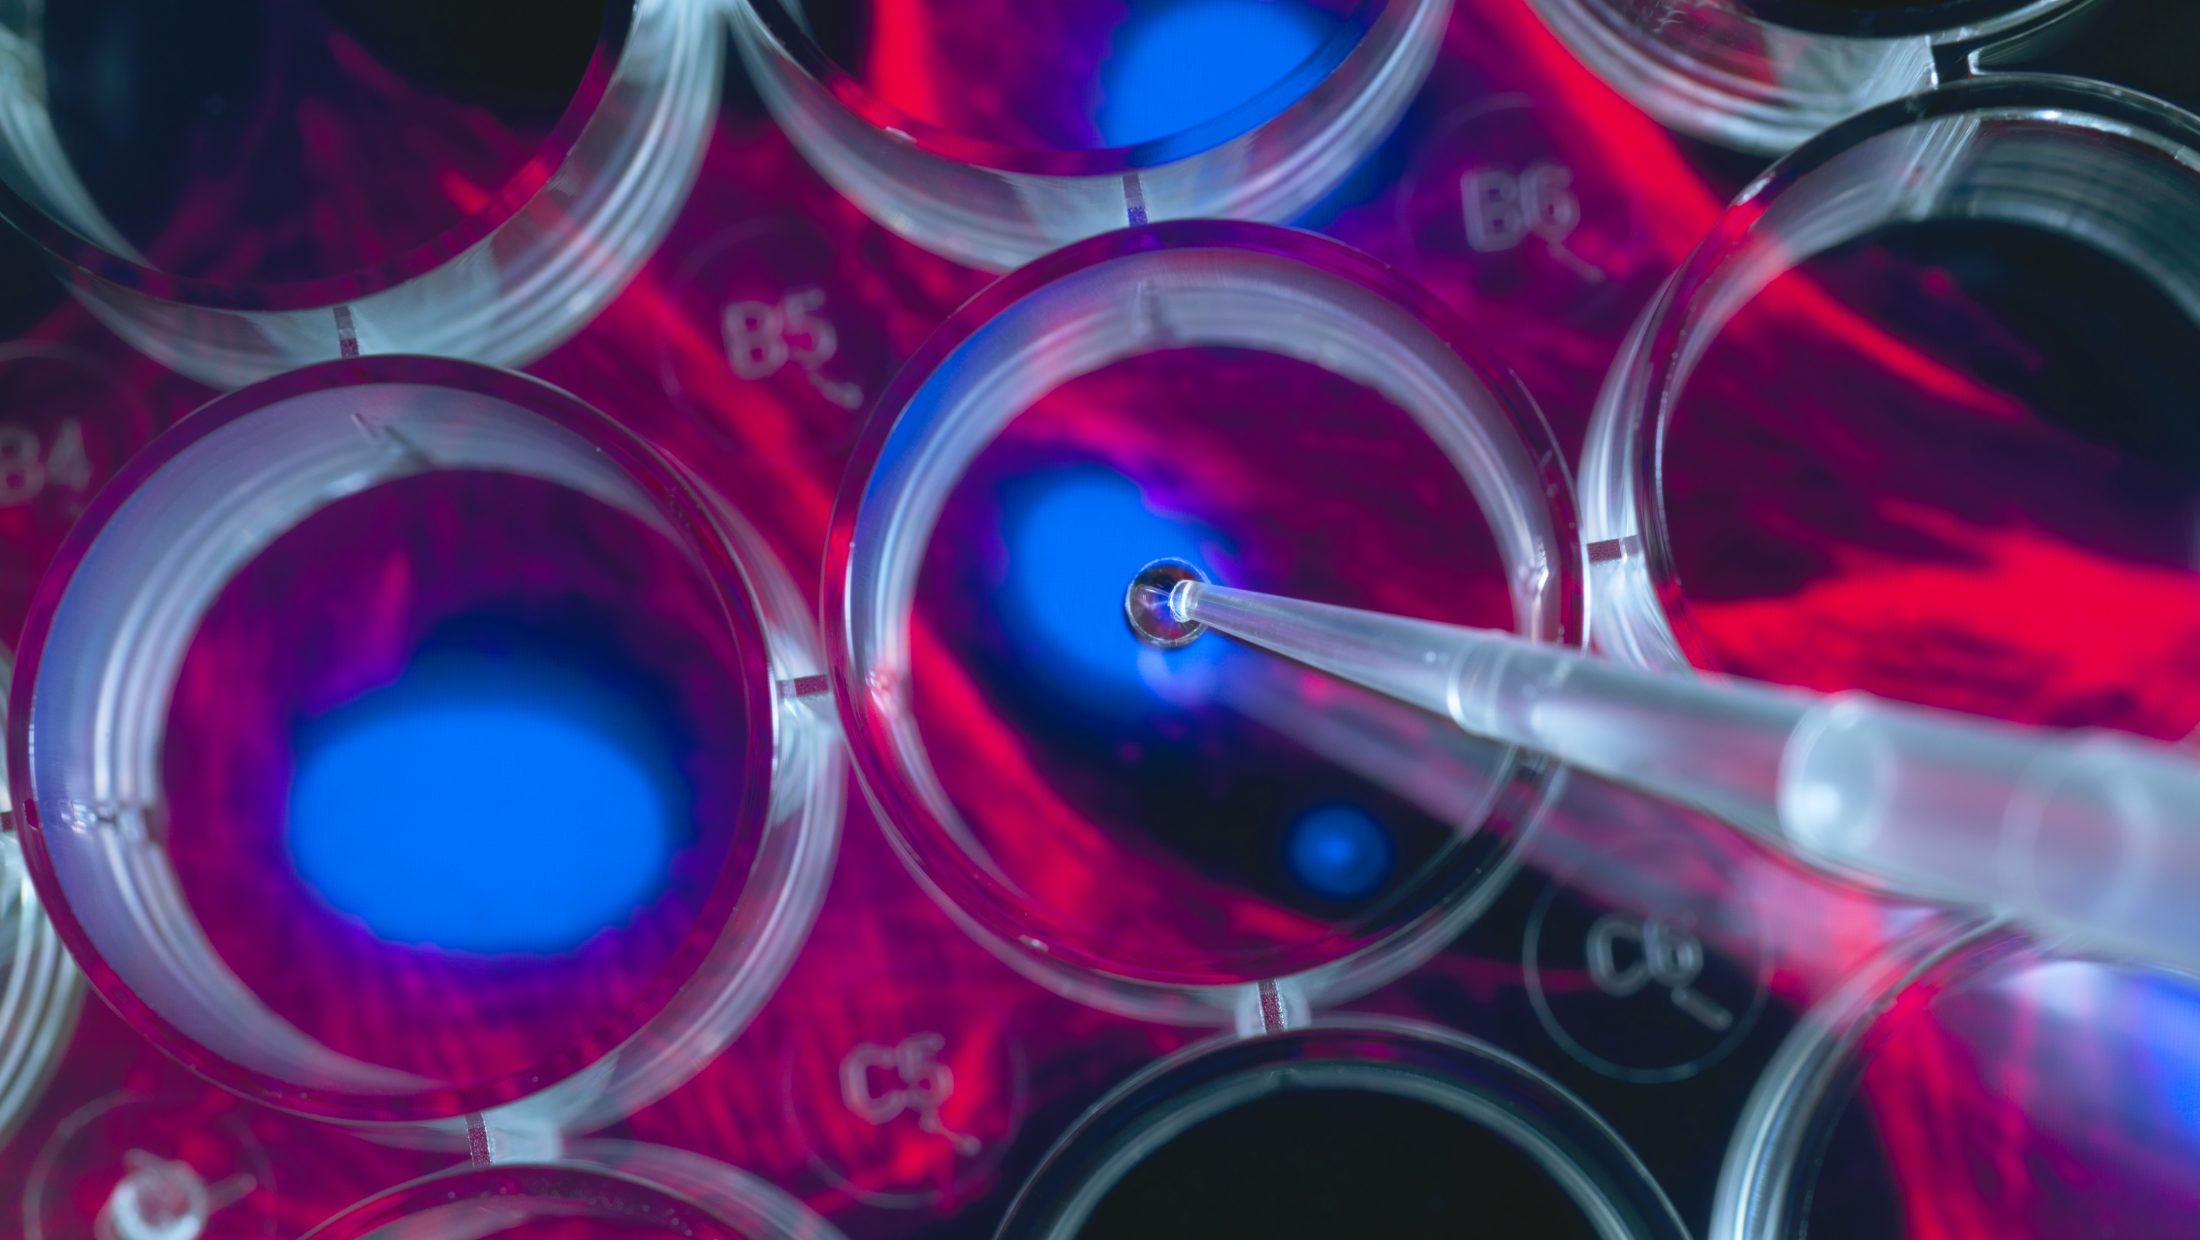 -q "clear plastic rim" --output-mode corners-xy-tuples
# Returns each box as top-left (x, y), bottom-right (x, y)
(0, 0), (721, 388)
(7, 355), (838, 1128)
(729, 0), (1449, 270)
(1580, 73), (2200, 676)
(1710, 915), (2014, 1239)
(302, 1142), (851, 1239)
(997, 1017), (1689, 1239)
(1522, 0), (2092, 154)
(827, 220), (1585, 1023)
(0, 658), (84, 1148)
(740, 0), (1391, 177)
(1724, 0), (2078, 39)
(0, 2), (634, 311)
